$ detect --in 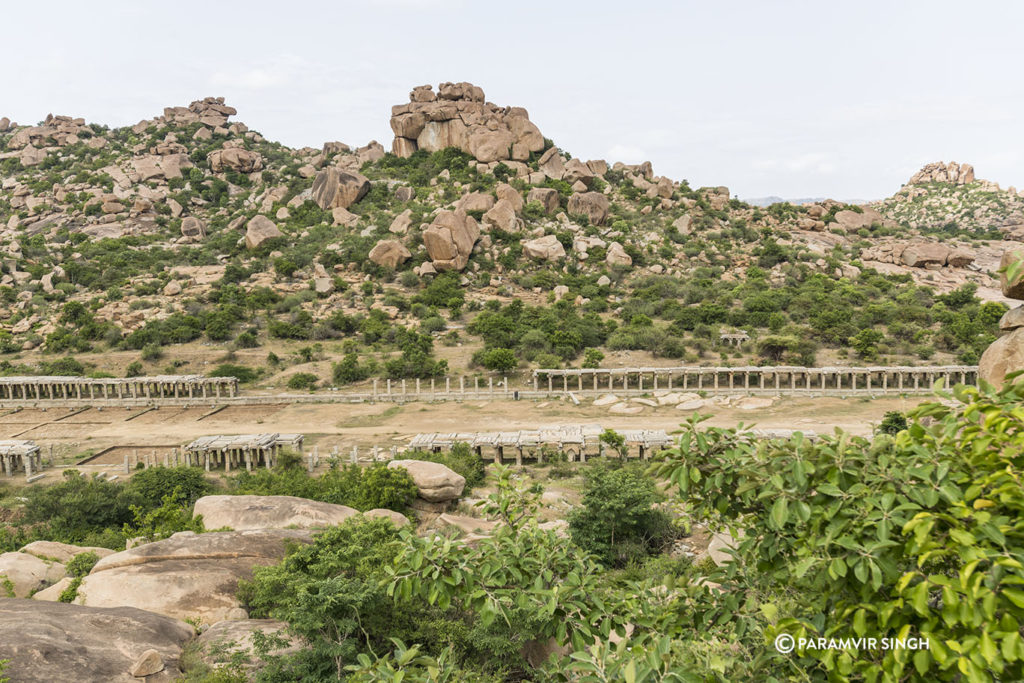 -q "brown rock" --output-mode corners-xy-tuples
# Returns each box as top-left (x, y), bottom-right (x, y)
(19, 541), (115, 564)
(522, 234), (566, 261)
(980, 328), (1024, 387)
(901, 243), (950, 267)
(311, 167), (370, 210)
(74, 529), (314, 624)
(606, 242), (632, 267)
(456, 192), (495, 213)
(245, 215), (283, 250)
(567, 191), (610, 226)
(527, 187), (559, 213)
(538, 147), (564, 180)
(395, 186), (415, 202)
(495, 183), (523, 213)
(0, 551), (66, 597)
(369, 239), (412, 269)
(130, 649), (165, 678)
(482, 199), (521, 232)
(422, 210), (479, 271)
(1000, 306), (1024, 331)
(946, 249), (974, 267)
(208, 147), (263, 173)
(387, 460), (465, 502)
(0, 600), (193, 683)
(194, 495), (359, 531)
(389, 209), (413, 234)
(180, 216), (206, 240)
